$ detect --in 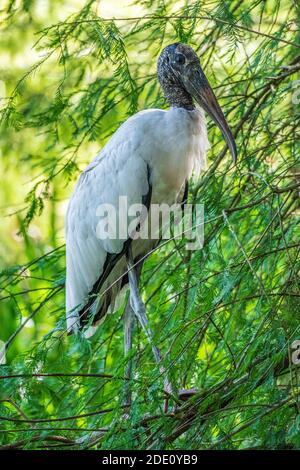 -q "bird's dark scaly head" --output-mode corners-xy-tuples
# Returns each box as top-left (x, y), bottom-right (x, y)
(157, 43), (237, 163)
